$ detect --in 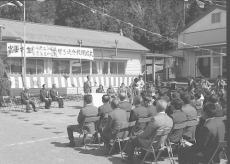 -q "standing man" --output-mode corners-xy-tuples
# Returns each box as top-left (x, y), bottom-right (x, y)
(50, 84), (64, 108)
(40, 84), (52, 109)
(84, 75), (92, 94)
(21, 88), (37, 112)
